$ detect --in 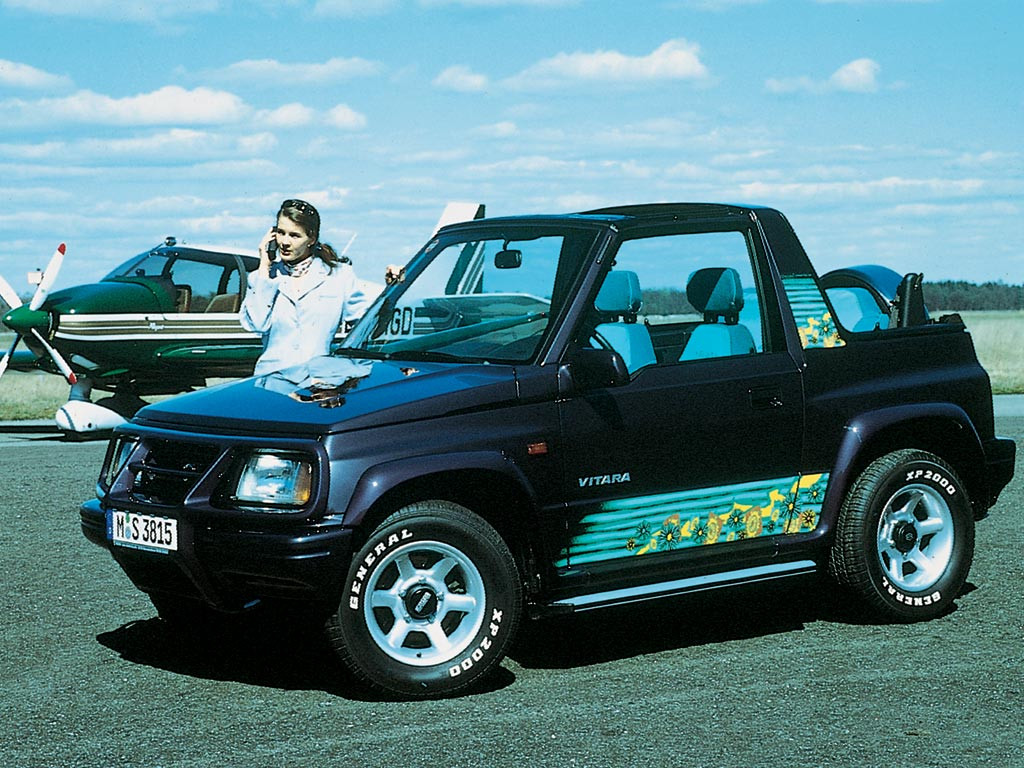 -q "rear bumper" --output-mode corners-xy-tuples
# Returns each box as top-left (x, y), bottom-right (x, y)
(982, 436), (1016, 510)
(80, 498), (355, 611)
